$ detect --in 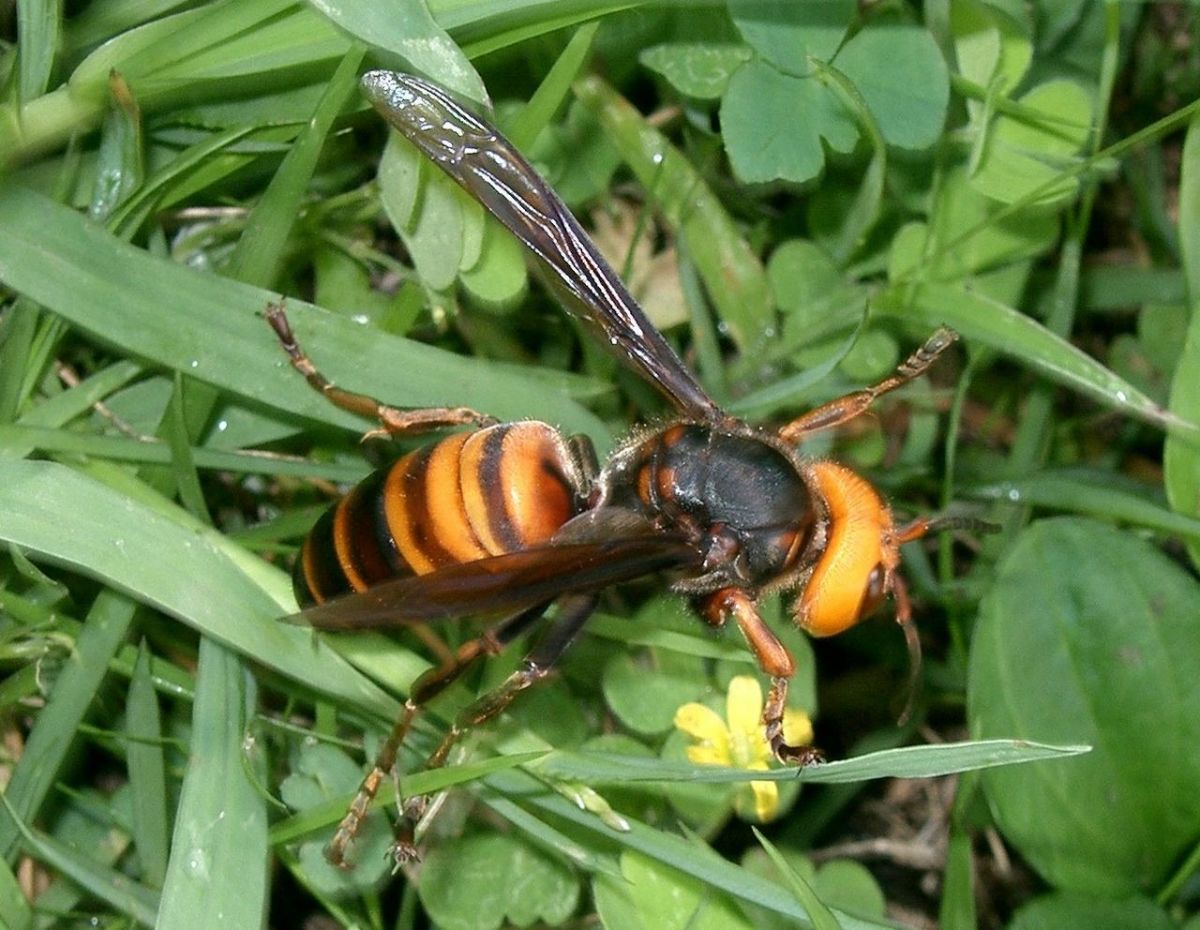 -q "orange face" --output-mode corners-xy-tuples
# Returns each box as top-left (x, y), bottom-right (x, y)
(793, 461), (900, 638)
